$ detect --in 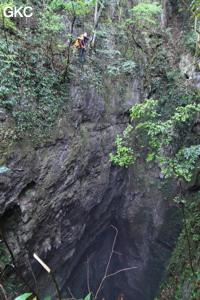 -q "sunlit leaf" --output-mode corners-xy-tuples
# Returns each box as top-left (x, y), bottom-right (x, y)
(14, 293), (32, 300)
(84, 293), (91, 300)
